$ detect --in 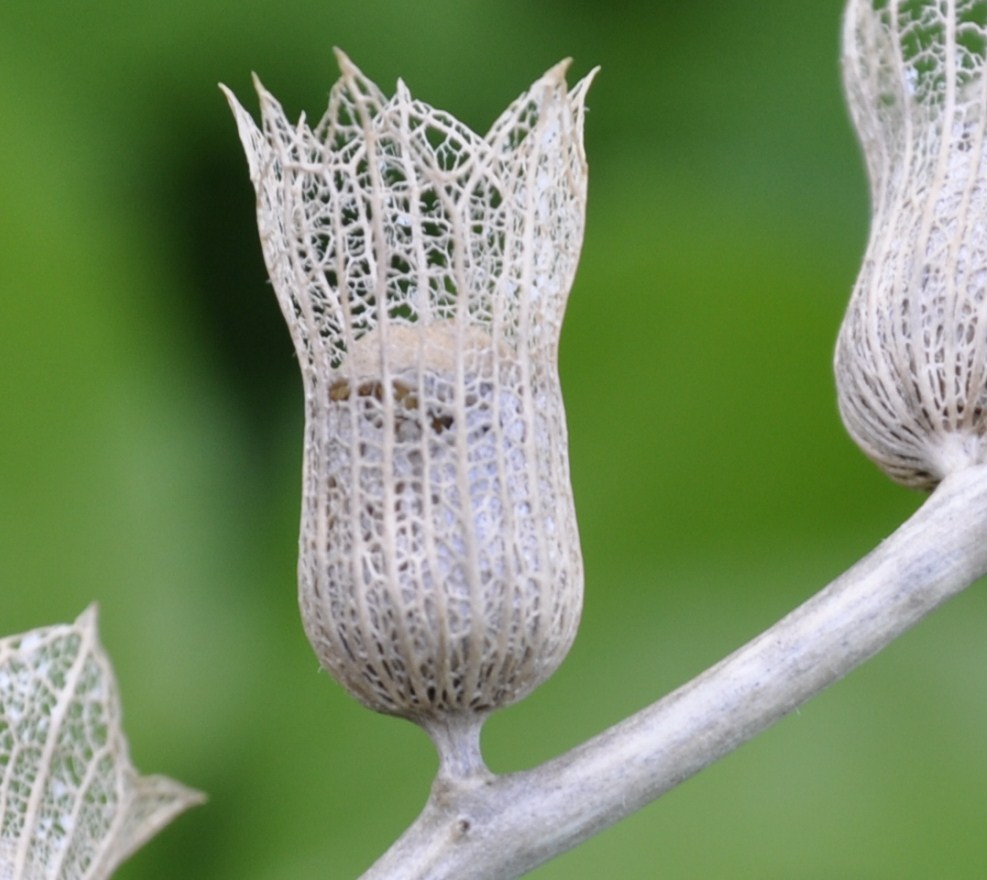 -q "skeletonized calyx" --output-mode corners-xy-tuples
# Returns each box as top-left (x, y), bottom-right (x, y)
(224, 53), (594, 746)
(837, 0), (987, 488)
(0, 607), (203, 880)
